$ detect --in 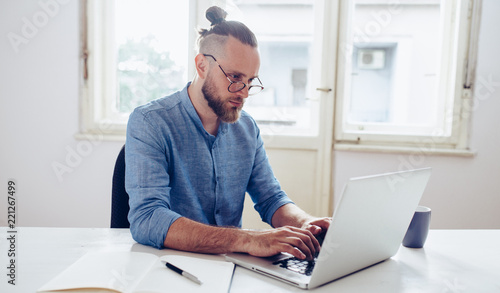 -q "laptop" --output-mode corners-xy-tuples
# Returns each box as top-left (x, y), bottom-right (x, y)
(225, 168), (432, 289)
